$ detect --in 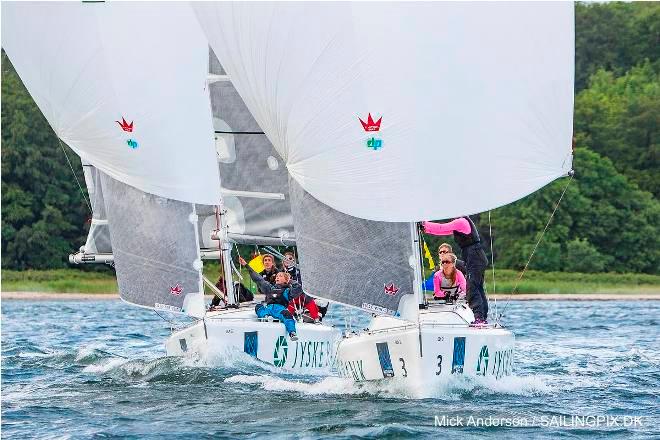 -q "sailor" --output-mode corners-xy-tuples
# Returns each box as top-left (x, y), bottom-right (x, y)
(281, 250), (302, 284)
(437, 243), (467, 275)
(433, 253), (466, 302)
(281, 249), (323, 322)
(239, 257), (300, 340)
(422, 217), (489, 324)
(258, 253), (278, 287)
